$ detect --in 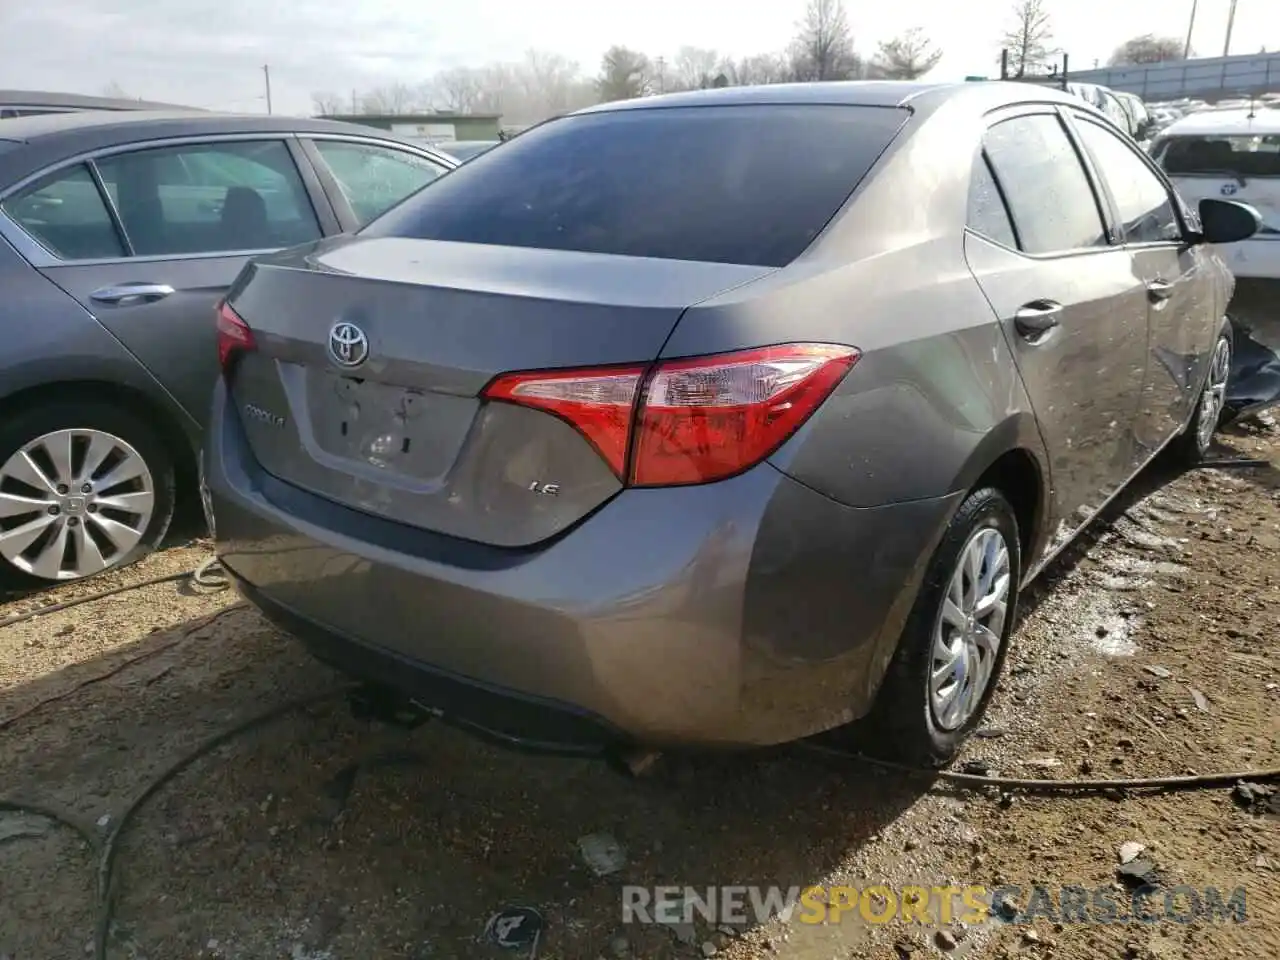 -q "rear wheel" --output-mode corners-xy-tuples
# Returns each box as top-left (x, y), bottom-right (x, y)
(1172, 327), (1232, 464)
(0, 401), (175, 585)
(859, 487), (1021, 767)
